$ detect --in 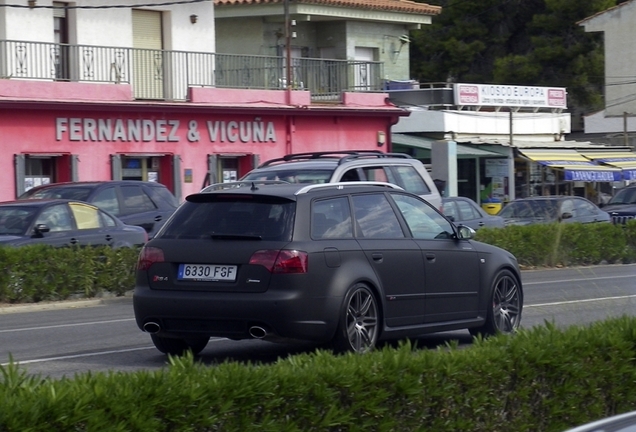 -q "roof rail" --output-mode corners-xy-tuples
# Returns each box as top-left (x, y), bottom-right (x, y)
(258, 150), (387, 167)
(336, 152), (412, 166)
(201, 180), (289, 192)
(295, 181), (404, 195)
